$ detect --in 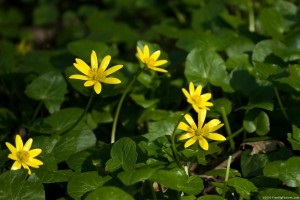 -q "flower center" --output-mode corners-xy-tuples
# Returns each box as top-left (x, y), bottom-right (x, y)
(191, 95), (203, 106)
(195, 128), (203, 137)
(144, 57), (155, 68)
(89, 69), (106, 81)
(17, 150), (29, 163)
